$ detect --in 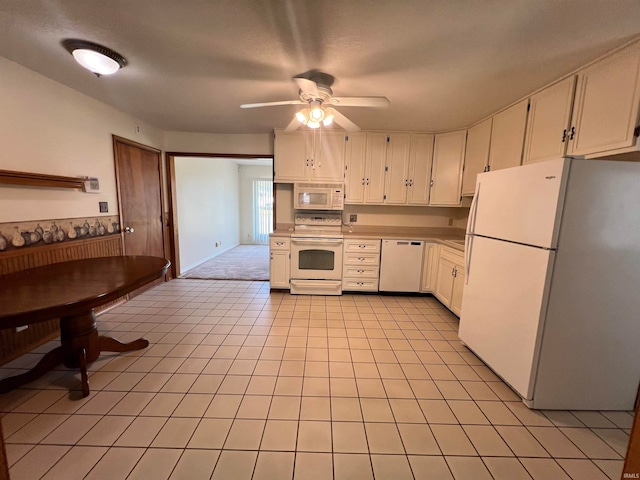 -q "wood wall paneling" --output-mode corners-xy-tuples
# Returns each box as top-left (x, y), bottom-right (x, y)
(0, 235), (124, 365)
